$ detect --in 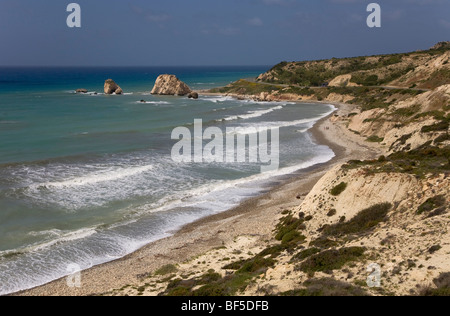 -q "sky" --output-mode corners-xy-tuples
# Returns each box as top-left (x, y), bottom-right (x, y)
(0, 0), (449, 66)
